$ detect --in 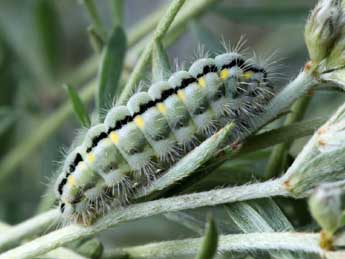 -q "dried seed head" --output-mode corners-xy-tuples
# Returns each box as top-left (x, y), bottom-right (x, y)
(305, 0), (343, 63)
